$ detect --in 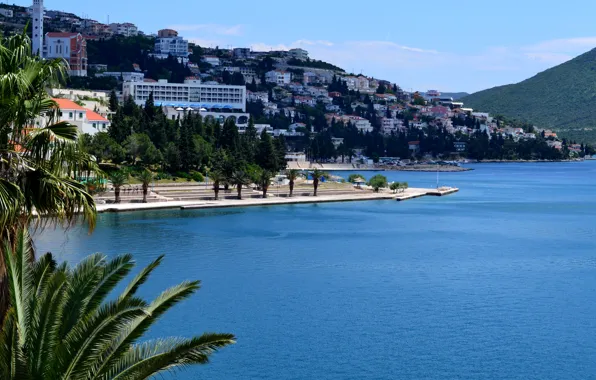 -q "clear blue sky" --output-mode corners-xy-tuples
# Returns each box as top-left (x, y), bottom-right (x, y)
(13, 0), (596, 93)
